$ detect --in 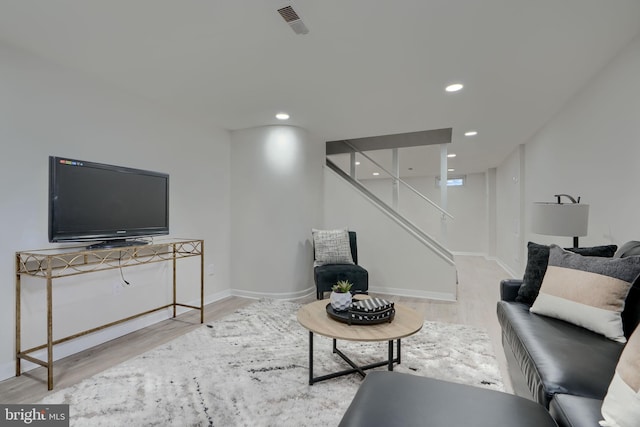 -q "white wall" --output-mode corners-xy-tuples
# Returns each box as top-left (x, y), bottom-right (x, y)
(496, 34), (640, 276)
(486, 168), (497, 258)
(0, 42), (231, 380)
(230, 126), (324, 298)
(324, 168), (457, 300)
(495, 146), (524, 276)
(359, 173), (488, 254)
